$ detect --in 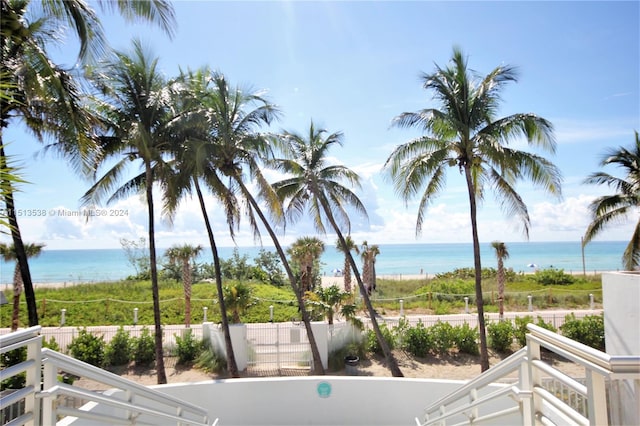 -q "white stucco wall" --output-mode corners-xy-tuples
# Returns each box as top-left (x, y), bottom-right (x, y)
(602, 271), (640, 356)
